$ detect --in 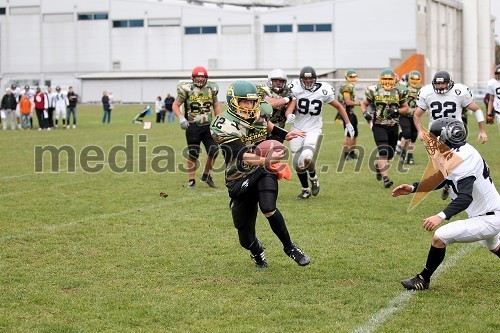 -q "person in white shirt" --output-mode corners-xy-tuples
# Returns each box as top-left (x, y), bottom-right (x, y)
(392, 117), (500, 290)
(155, 96), (163, 123)
(54, 86), (68, 128)
(486, 65), (500, 124)
(289, 66), (354, 200)
(45, 86), (56, 128)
